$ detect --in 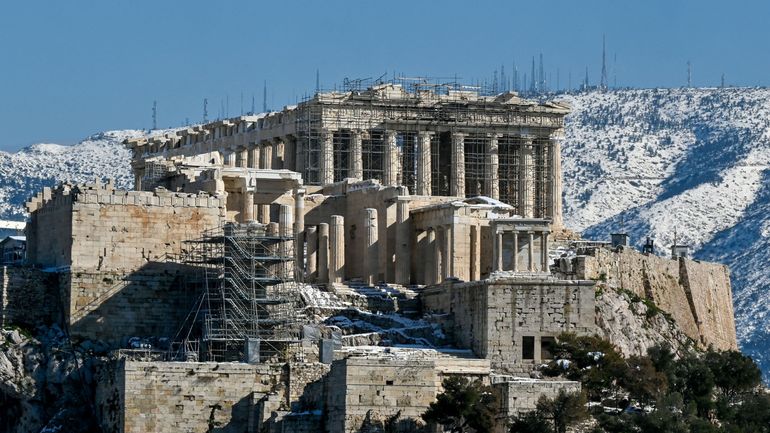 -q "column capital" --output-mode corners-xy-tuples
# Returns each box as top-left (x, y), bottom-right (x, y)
(418, 130), (436, 138)
(451, 131), (467, 139)
(521, 134), (536, 145)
